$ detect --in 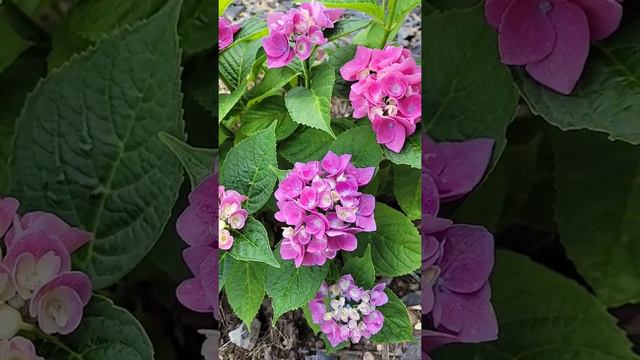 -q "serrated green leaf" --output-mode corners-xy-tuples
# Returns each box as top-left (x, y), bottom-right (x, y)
(225, 15), (268, 50)
(382, 134), (421, 169)
(424, 6), (518, 167)
(343, 244), (375, 288)
(221, 122), (277, 214)
(517, 20), (640, 145)
(47, 16), (92, 72)
(285, 63), (336, 138)
(220, 39), (262, 91)
(269, 165), (288, 181)
(224, 257), (266, 328)
(393, 165), (421, 220)
(324, 19), (370, 41)
(329, 125), (383, 168)
(391, 0), (421, 29)
(434, 251), (640, 360)
(357, 203), (420, 277)
(553, 130), (640, 307)
(49, 296), (153, 360)
(0, 5), (32, 74)
(228, 217), (279, 268)
(265, 247), (329, 324)
(327, 45), (357, 98)
(158, 132), (214, 188)
(9, 0), (184, 289)
(247, 67), (299, 107)
(279, 128), (334, 164)
(318, 0), (384, 21)
(370, 290), (413, 344)
(242, 96), (299, 141)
